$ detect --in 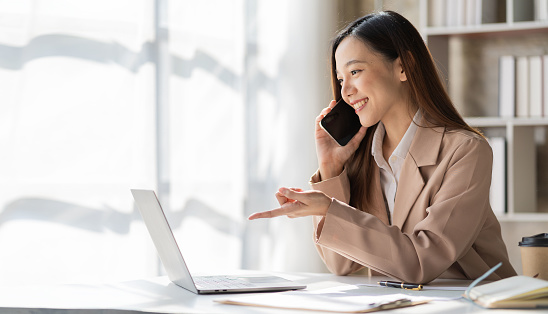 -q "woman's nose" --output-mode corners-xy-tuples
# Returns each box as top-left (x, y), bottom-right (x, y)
(341, 81), (355, 98)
